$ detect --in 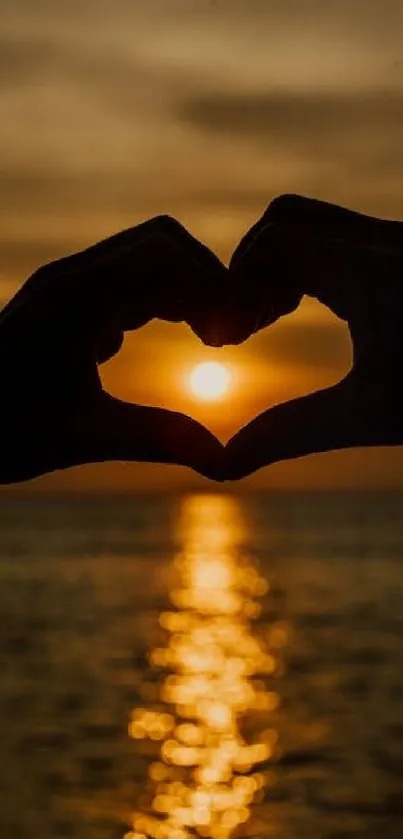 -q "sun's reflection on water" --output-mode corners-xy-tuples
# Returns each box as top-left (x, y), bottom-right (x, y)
(126, 495), (285, 839)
